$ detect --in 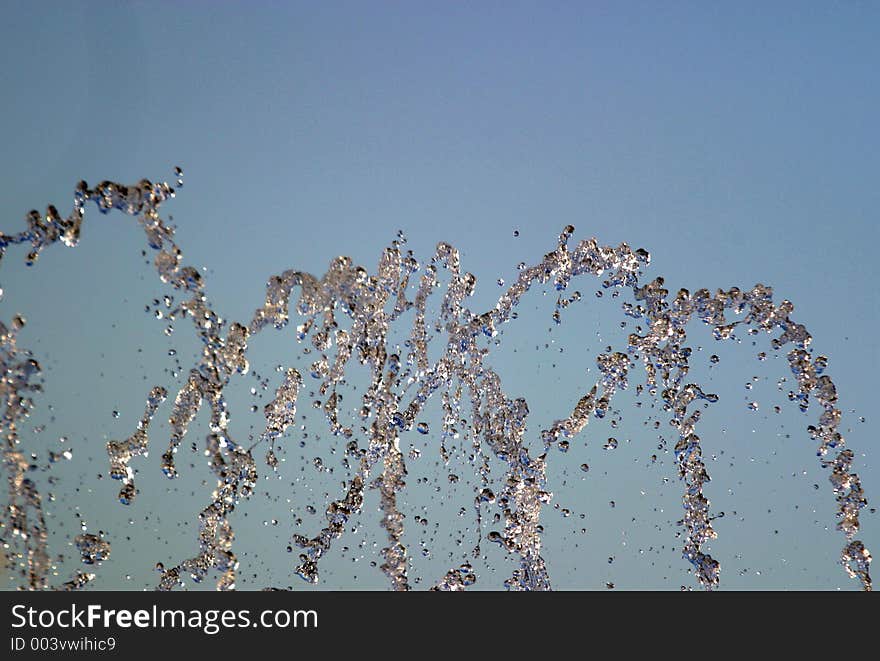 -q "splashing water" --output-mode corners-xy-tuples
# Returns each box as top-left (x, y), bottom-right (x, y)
(0, 172), (872, 591)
